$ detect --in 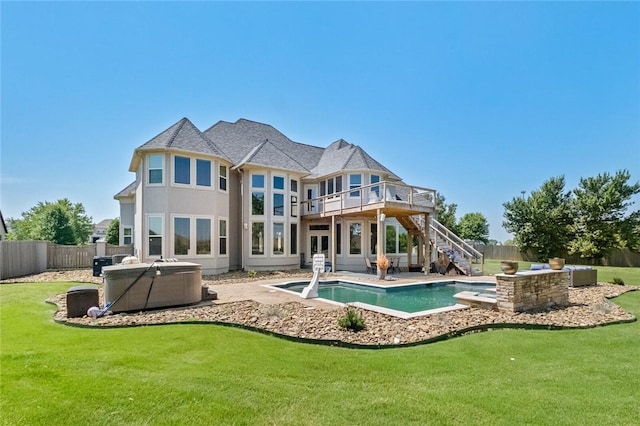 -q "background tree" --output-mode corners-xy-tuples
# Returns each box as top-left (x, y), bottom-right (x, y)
(457, 212), (490, 244)
(568, 170), (640, 258)
(106, 218), (120, 245)
(503, 176), (574, 261)
(436, 193), (458, 233)
(7, 199), (93, 244)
